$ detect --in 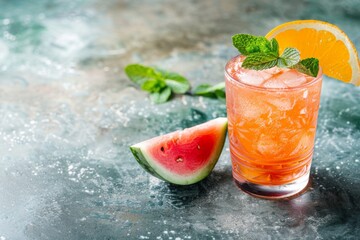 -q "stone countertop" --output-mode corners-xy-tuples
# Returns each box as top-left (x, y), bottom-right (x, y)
(1, 0), (360, 239)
